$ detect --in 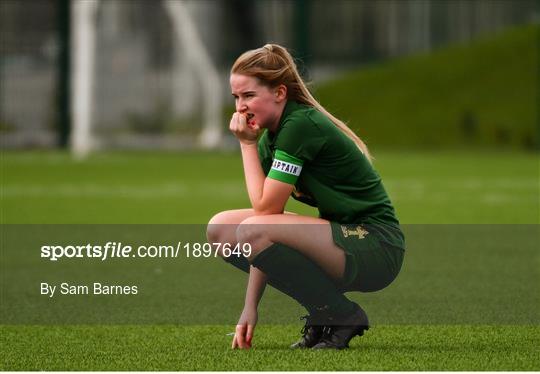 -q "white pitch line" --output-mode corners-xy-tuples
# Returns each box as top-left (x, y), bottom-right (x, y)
(1, 182), (244, 198)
